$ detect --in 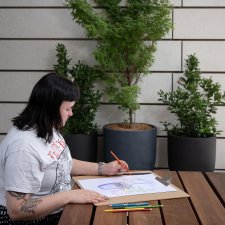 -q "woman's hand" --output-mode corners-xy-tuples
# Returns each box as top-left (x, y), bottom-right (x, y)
(102, 160), (129, 176)
(70, 189), (108, 203)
